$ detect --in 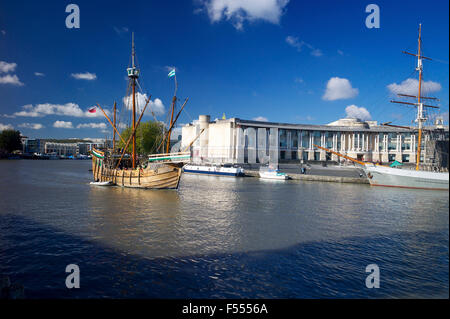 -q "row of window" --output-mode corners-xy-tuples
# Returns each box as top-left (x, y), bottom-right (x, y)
(279, 151), (417, 163)
(276, 129), (421, 151)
